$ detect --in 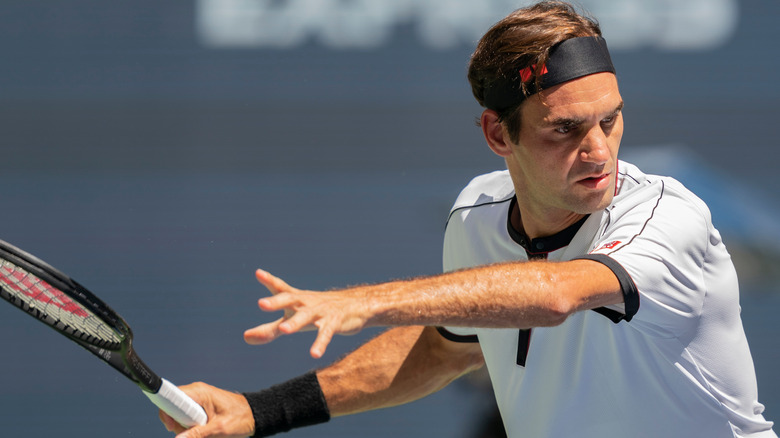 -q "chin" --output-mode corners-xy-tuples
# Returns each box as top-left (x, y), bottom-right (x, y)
(569, 192), (614, 215)
(592, 192), (616, 212)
